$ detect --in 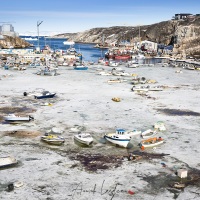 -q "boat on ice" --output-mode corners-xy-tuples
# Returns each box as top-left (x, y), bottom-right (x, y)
(104, 129), (141, 148)
(141, 129), (157, 139)
(0, 156), (18, 168)
(4, 114), (34, 123)
(140, 137), (164, 148)
(153, 121), (166, 131)
(34, 91), (56, 99)
(74, 65), (88, 70)
(74, 133), (93, 146)
(41, 134), (65, 145)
